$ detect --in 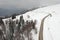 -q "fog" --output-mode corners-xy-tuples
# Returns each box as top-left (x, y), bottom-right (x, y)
(0, 0), (60, 16)
(0, 0), (40, 9)
(0, 0), (60, 9)
(40, 0), (60, 7)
